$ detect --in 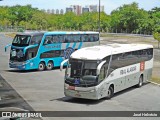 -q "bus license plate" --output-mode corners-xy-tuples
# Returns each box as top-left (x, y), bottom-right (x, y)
(68, 86), (75, 90)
